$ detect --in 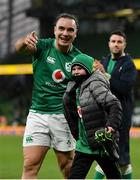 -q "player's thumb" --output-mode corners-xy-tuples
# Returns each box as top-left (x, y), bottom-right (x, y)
(31, 31), (38, 39)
